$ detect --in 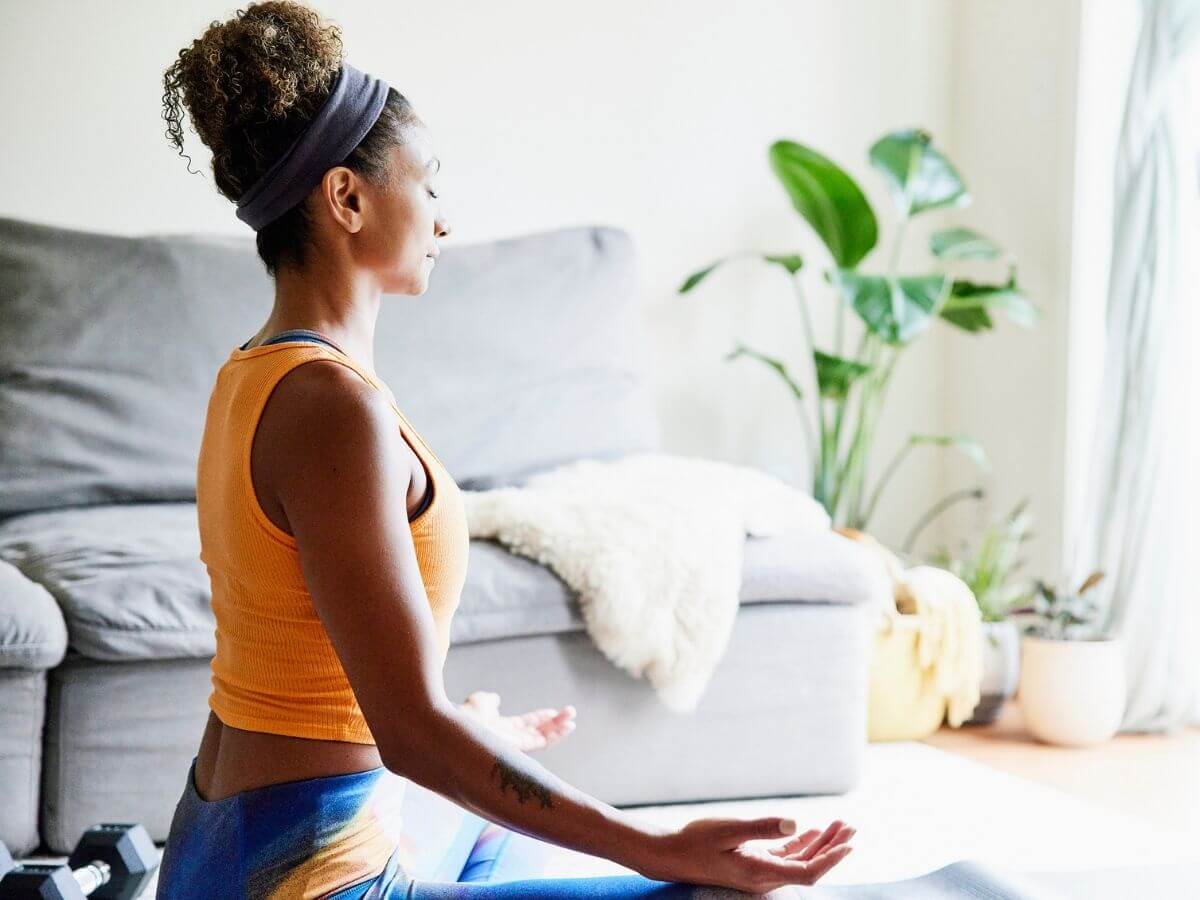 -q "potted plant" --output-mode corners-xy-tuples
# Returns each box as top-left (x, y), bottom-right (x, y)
(679, 128), (1038, 531)
(1007, 573), (1126, 747)
(680, 129), (1039, 741)
(927, 500), (1034, 725)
